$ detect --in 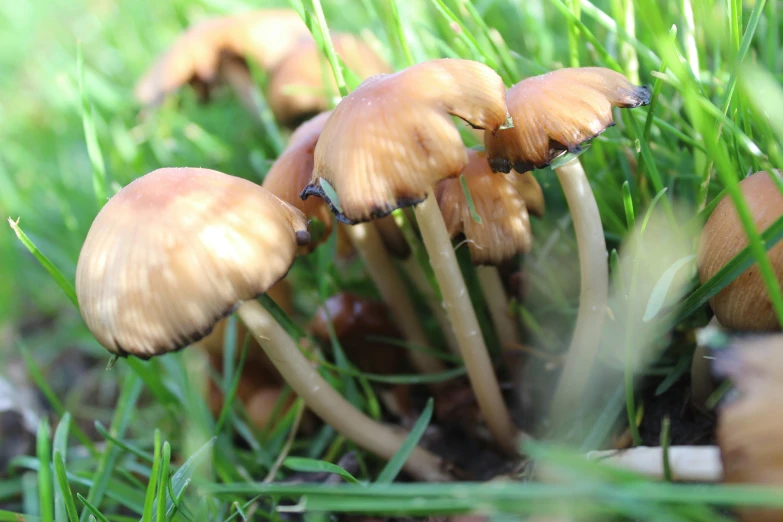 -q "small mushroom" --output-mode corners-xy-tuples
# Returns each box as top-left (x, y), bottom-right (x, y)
(268, 34), (391, 128)
(714, 334), (783, 521)
(264, 112), (446, 377)
(697, 170), (783, 331)
(435, 149), (536, 348)
(135, 9), (310, 109)
(484, 67), (651, 416)
(75, 167), (451, 482)
(302, 58), (523, 454)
